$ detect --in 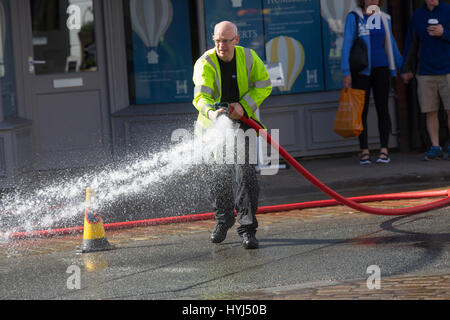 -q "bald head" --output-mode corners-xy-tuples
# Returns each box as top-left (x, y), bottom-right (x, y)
(214, 21), (238, 37)
(213, 21), (240, 62)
